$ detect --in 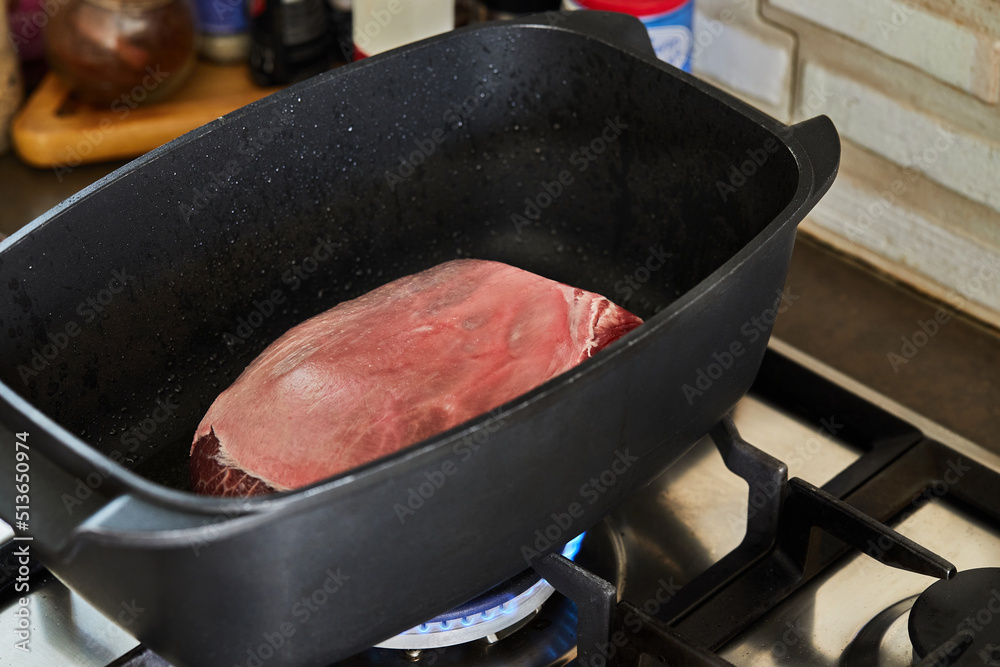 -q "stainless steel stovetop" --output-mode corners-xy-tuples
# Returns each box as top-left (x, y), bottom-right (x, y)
(3, 339), (999, 666)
